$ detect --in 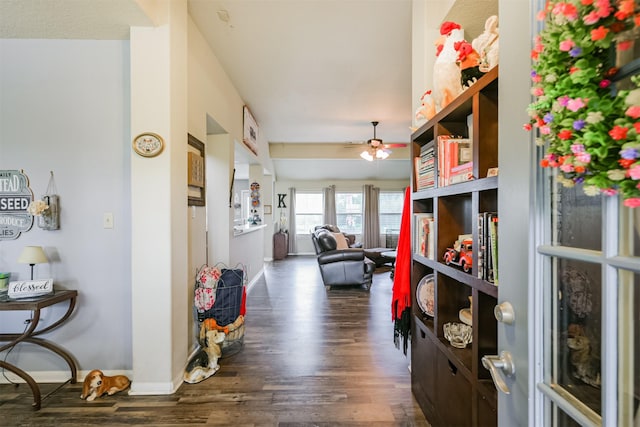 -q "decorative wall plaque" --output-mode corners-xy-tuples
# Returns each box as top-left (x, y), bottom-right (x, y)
(0, 170), (34, 240)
